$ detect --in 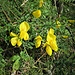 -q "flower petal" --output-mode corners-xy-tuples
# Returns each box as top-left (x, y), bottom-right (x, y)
(20, 21), (30, 32)
(35, 39), (41, 48)
(35, 35), (42, 40)
(24, 32), (29, 40)
(68, 20), (75, 23)
(49, 40), (58, 51)
(19, 31), (25, 39)
(17, 39), (22, 47)
(11, 37), (18, 46)
(56, 21), (61, 25)
(32, 10), (41, 18)
(46, 45), (52, 56)
(62, 35), (68, 39)
(47, 34), (56, 42)
(56, 25), (61, 28)
(35, 35), (42, 48)
(10, 32), (17, 37)
(20, 31), (29, 40)
(48, 28), (54, 35)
